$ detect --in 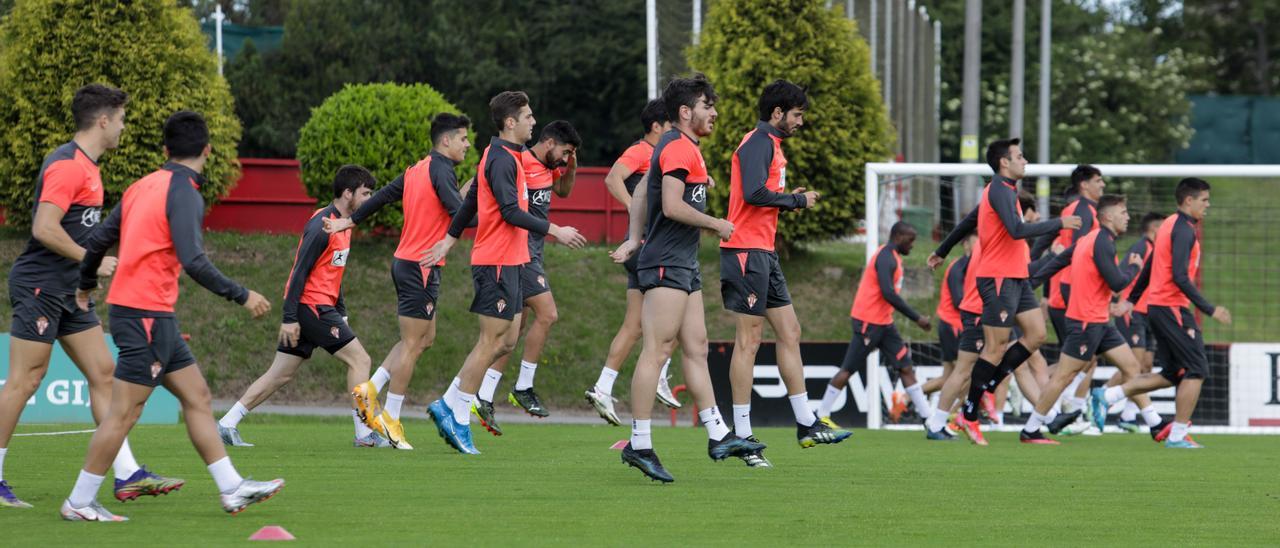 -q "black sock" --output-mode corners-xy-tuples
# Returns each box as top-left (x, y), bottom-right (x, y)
(982, 342), (1033, 393)
(964, 359), (998, 421)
